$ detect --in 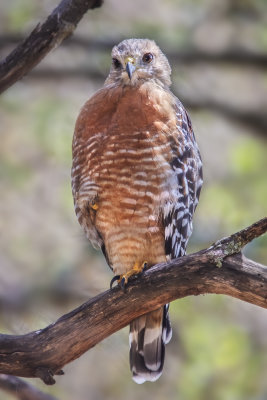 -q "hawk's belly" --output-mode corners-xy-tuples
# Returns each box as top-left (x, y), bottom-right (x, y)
(92, 134), (171, 275)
